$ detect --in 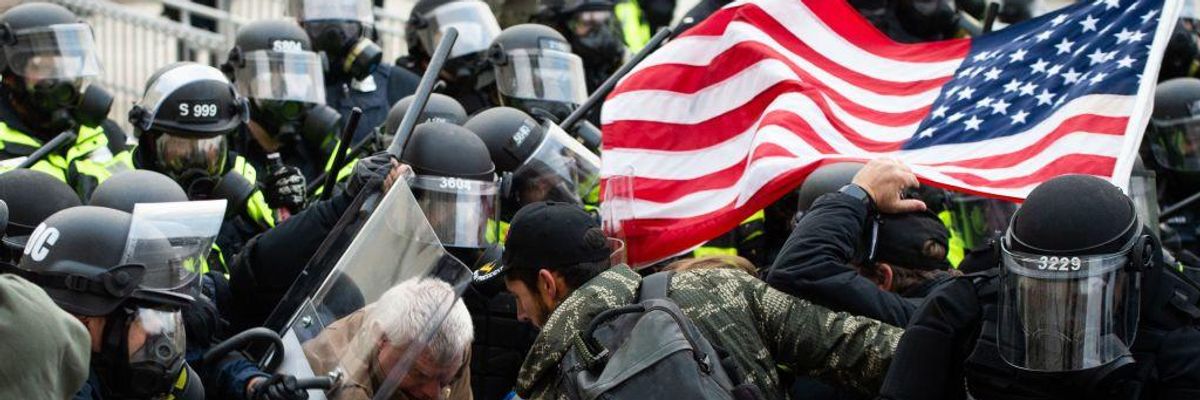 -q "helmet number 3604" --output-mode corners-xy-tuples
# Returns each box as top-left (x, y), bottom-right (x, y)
(439, 177), (474, 191)
(1038, 256), (1083, 271)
